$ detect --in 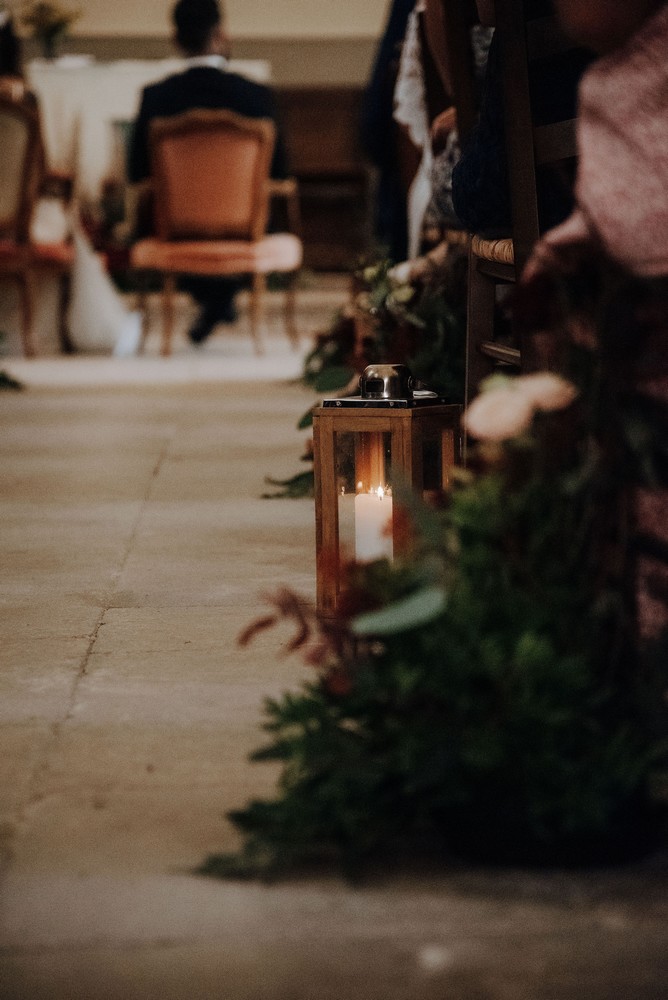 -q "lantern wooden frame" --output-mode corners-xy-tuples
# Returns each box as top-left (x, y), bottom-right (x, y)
(312, 401), (463, 616)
